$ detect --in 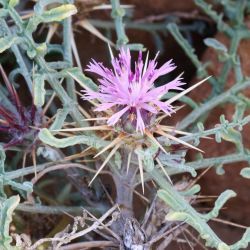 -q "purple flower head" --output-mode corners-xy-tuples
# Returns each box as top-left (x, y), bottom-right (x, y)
(0, 65), (42, 149)
(83, 48), (185, 133)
